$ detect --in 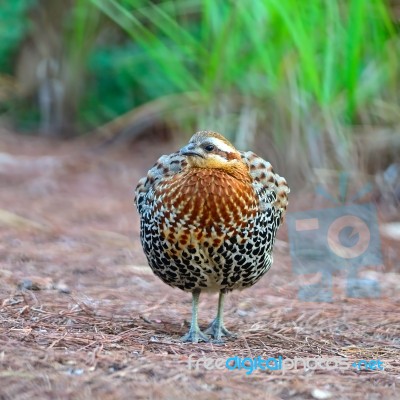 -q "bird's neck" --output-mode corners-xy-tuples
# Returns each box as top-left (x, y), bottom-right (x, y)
(189, 161), (252, 183)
